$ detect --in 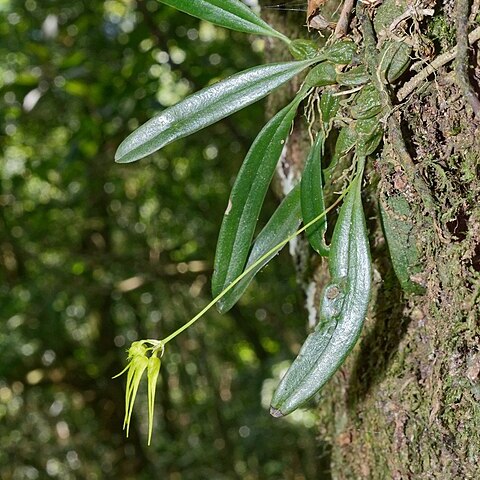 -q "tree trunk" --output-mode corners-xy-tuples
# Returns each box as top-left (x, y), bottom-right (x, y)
(261, 1), (480, 478)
